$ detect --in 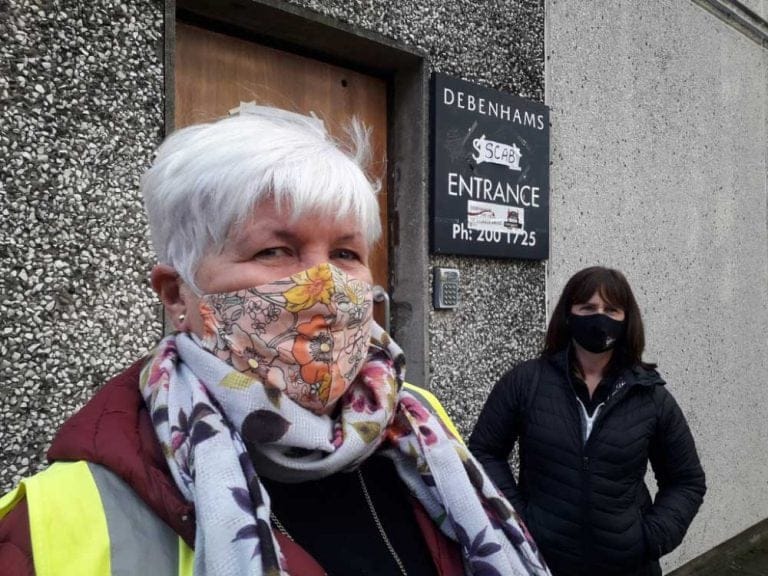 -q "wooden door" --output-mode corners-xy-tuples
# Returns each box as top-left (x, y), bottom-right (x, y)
(174, 23), (389, 305)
